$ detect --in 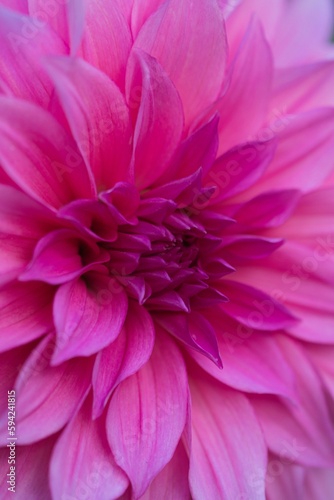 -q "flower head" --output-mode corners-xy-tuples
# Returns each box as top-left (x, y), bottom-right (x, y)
(0, 0), (334, 498)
